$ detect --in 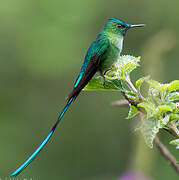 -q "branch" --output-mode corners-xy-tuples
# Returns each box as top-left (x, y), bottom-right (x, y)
(125, 75), (138, 94)
(118, 88), (179, 174)
(120, 92), (145, 113)
(125, 75), (143, 100)
(154, 136), (179, 174)
(121, 92), (138, 107)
